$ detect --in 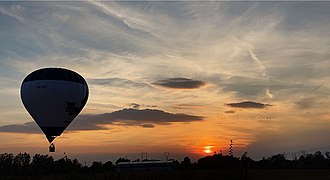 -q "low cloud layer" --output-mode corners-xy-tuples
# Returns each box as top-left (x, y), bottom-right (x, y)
(128, 103), (157, 109)
(225, 110), (236, 114)
(226, 101), (272, 109)
(0, 108), (203, 134)
(0, 119), (107, 134)
(78, 108), (203, 124)
(153, 78), (206, 89)
(0, 121), (40, 134)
